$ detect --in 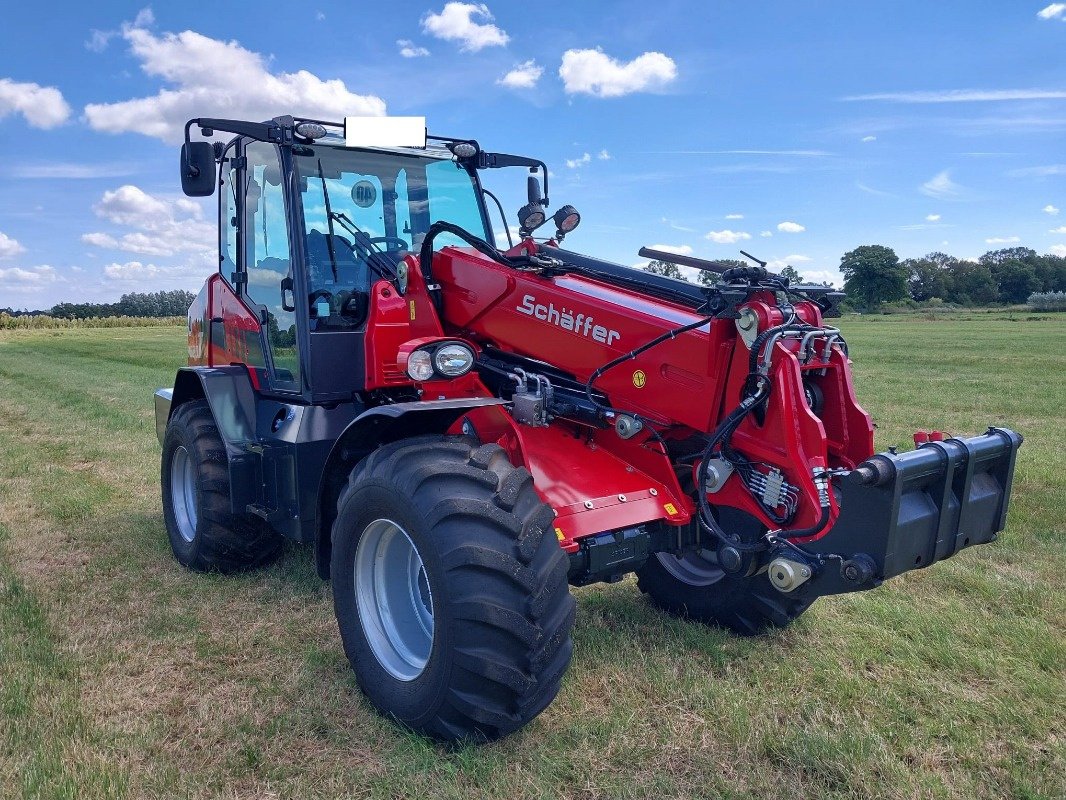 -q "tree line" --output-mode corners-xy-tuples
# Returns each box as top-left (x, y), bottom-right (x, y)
(2, 290), (196, 320)
(646, 247), (1066, 309)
